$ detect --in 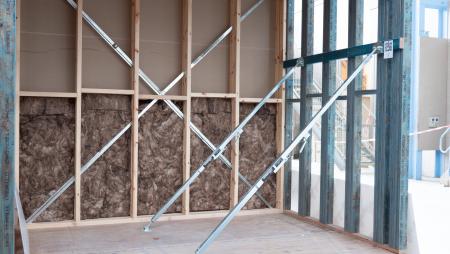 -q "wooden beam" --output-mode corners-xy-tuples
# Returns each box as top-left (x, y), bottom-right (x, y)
(344, 0), (364, 233)
(275, 0), (286, 210)
(319, 0), (337, 225)
(181, 0), (193, 215)
(374, 0), (411, 249)
(19, 91), (78, 98)
(229, 0), (241, 208)
(191, 92), (236, 98)
(130, 0), (140, 219)
(74, 0), (83, 223)
(27, 208), (282, 230)
(0, 0), (17, 252)
(81, 88), (135, 95)
(283, 0), (295, 211)
(298, 0), (314, 217)
(139, 94), (187, 101)
(239, 98), (283, 103)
